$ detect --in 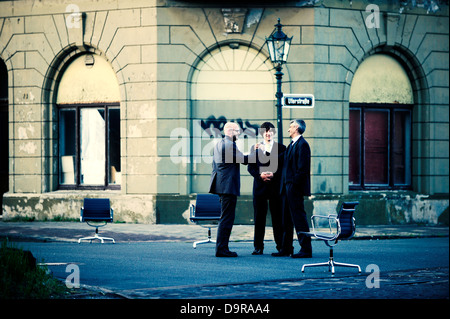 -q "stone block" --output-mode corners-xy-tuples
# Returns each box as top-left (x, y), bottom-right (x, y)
(25, 51), (49, 77)
(428, 87), (449, 105)
(156, 174), (180, 194)
(13, 175), (41, 193)
(169, 26), (210, 58)
(126, 137), (157, 156)
(126, 119), (157, 138)
(157, 81), (187, 100)
(14, 139), (41, 157)
(9, 51), (25, 69)
(114, 46), (142, 71)
(12, 69), (43, 88)
(157, 63), (190, 82)
(312, 175), (344, 194)
(14, 104), (41, 123)
(123, 82), (157, 101)
(125, 101), (157, 120)
(126, 174), (157, 194)
(98, 9), (141, 48)
(15, 122), (41, 140)
(141, 44), (157, 63)
(13, 157), (41, 175)
(141, 7), (157, 26)
(90, 11), (108, 47)
(330, 8), (372, 53)
(13, 86), (41, 106)
(108, 26), (157, 58)
(157, 100), (188, 119)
